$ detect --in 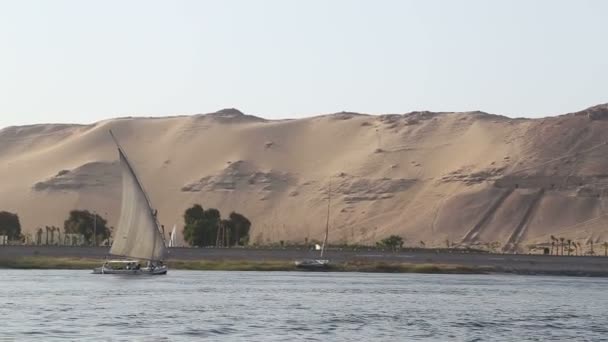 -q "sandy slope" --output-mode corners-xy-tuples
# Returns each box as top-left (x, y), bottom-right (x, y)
(2, 105), (608, 251)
